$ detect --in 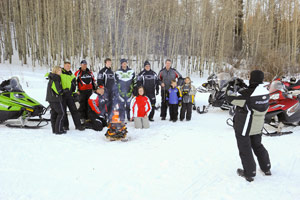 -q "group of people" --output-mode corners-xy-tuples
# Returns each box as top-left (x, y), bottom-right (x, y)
(46, 61), (272, 182)
(46, 58), (197, 133)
